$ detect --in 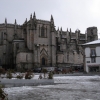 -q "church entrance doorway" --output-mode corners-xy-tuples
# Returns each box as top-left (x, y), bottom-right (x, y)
(40, 56), (47, 67)
(42, 57), (45, 65)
